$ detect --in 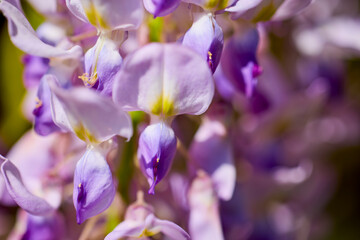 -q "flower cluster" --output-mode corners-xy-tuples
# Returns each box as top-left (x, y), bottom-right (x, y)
(0, 0), (359, 239)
